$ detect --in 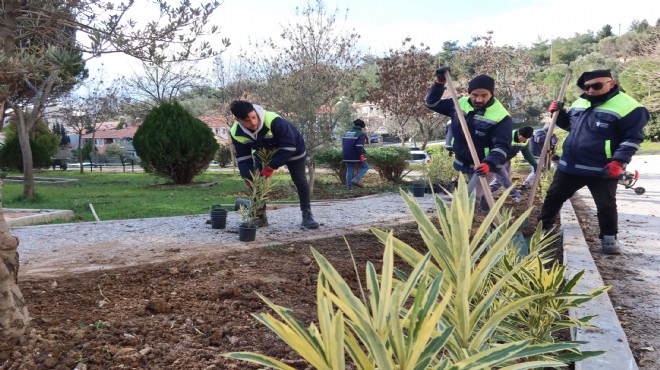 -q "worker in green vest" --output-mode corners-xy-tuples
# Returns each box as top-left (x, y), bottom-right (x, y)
(230, 100), (319, 229)
(539, 69), (649, 255)
(425, 68), (512, 212)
